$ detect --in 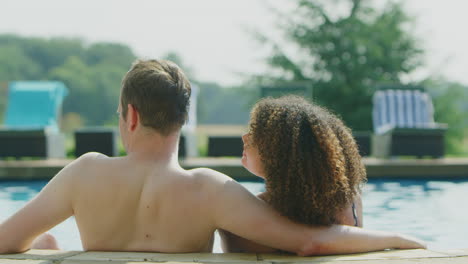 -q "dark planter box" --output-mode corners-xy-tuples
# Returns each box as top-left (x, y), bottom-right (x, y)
(75, 128), (118, 157)
(353, 131), (371, 157)
(0, 129), (65, 158)
(372, 127), (446, 158)
(208, 136), (243, 157)
(179, 135), (186, 158)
